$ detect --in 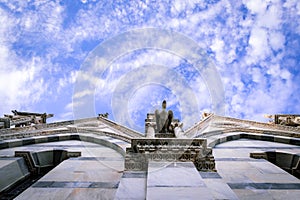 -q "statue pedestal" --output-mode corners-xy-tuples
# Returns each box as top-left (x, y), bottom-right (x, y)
(124, 138), (216, 172)
(154, 132), (175, 138)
